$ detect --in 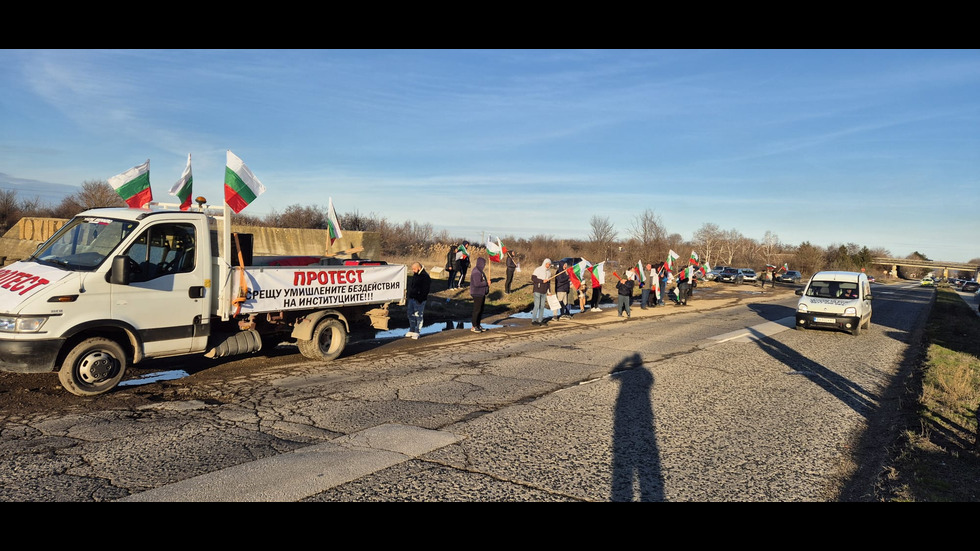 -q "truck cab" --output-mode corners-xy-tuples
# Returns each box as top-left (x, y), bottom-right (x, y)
(0, 208), (214, 395)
